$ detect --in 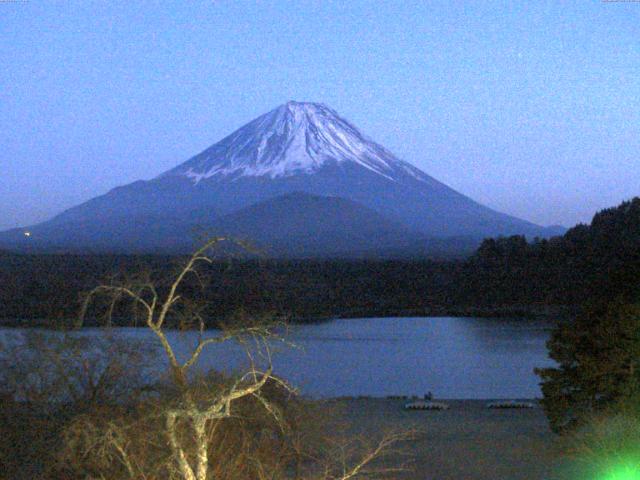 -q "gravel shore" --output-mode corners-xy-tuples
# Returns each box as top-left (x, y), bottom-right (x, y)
(325, 398), (562, 480)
